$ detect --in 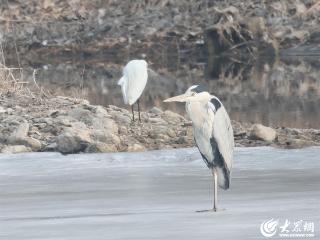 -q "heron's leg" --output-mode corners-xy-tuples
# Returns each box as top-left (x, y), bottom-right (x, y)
(196, 168), (218, 213)
(137, 99), (141, 122)
(131, 105), (135, 122)
(212, 168), (218, 211)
